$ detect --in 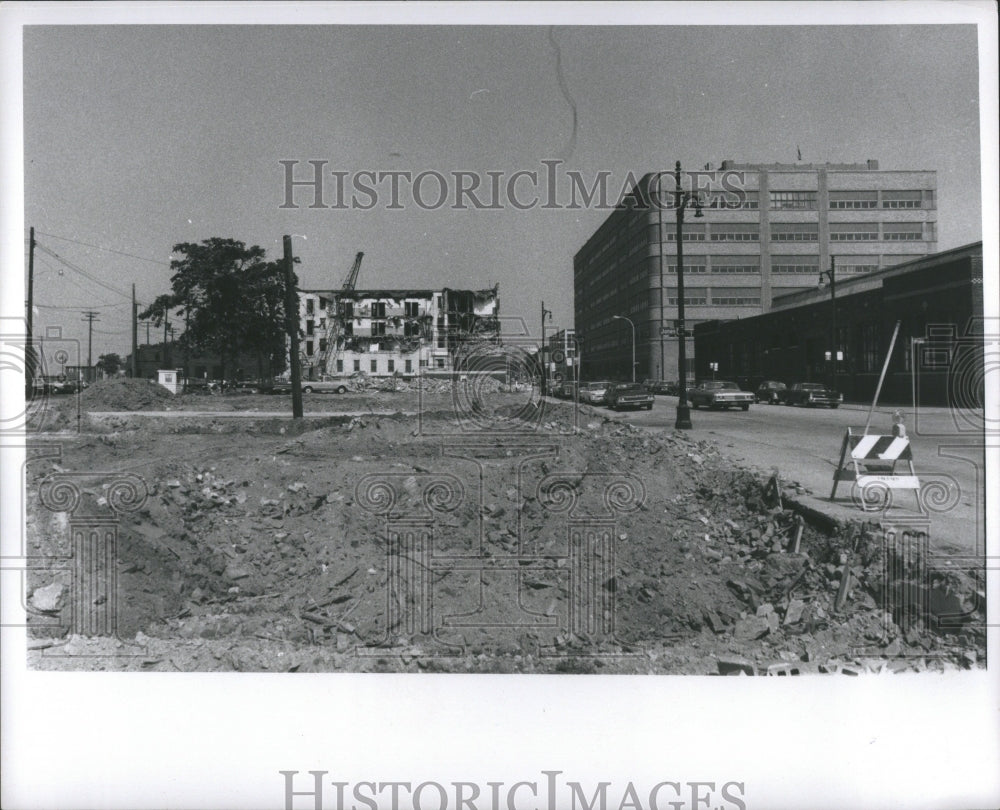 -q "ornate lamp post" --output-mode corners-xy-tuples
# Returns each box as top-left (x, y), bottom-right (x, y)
(612, 315), (636, 383)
